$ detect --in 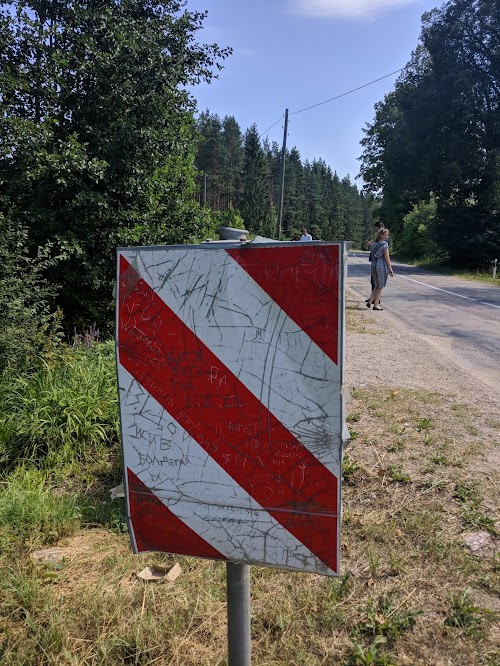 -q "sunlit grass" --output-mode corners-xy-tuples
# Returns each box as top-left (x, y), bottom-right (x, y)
(0, 348), (498, 665)
(392, 255), (499, 285)
(0, 341), (119, 474)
